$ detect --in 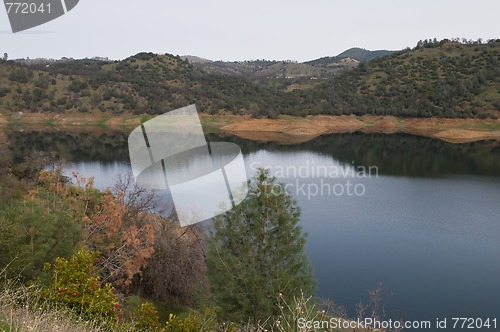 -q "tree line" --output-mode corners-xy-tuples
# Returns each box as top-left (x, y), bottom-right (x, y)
(0, 39), (498, 119)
